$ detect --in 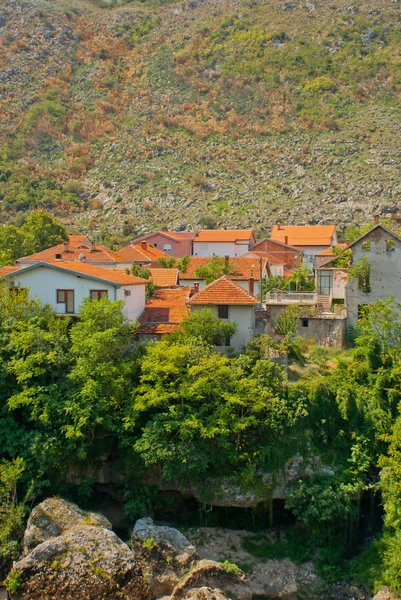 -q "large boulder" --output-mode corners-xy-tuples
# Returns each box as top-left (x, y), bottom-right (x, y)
(171, 560), (252, 600)
(181, 588), (230, 600)
(23, 497), (111, 555)
(373, 588), (392, 600)
(11, 525), (151, 600)
(131, 517), (199, 597)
